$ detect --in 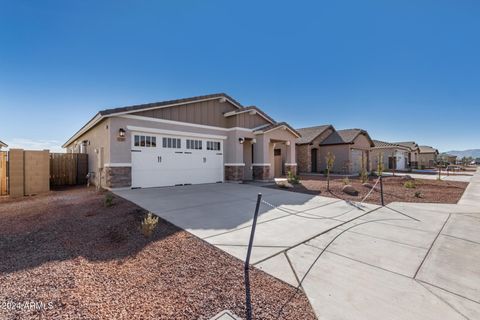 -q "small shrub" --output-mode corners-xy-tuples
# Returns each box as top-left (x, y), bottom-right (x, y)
(414, 191), (422, 198)
(287, 171), (300, 184)
(360, 170), (368, 183)
(140, 212), (159, 238)
(104, 194), (114, 207)
(404, 181), (416, 189)
(342, 177), (350, 185)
